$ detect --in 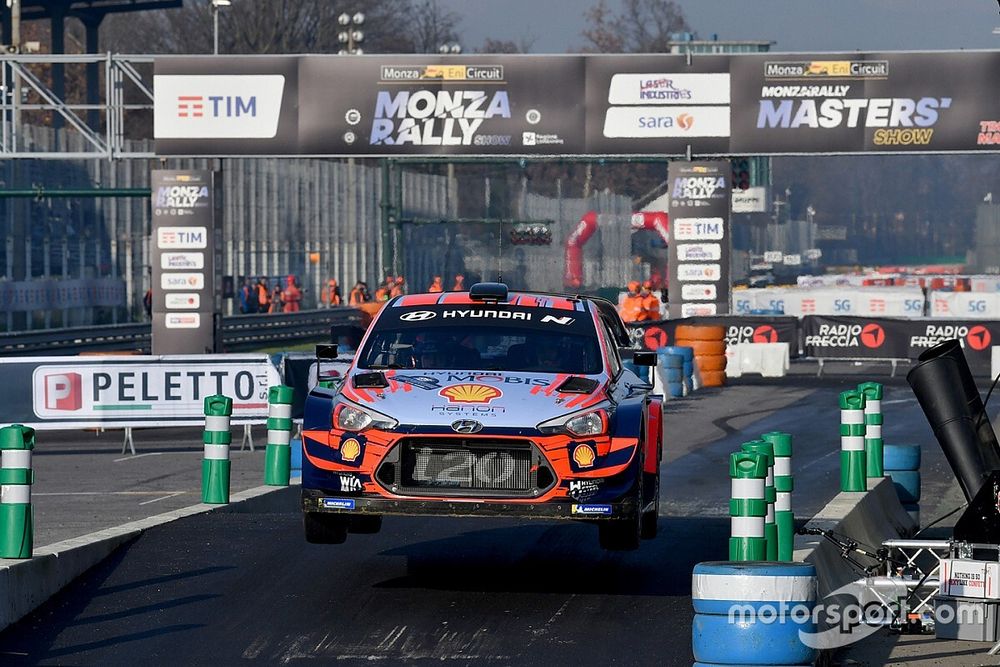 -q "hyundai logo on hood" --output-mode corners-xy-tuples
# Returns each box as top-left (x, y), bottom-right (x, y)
(451, 419), (484, 434)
